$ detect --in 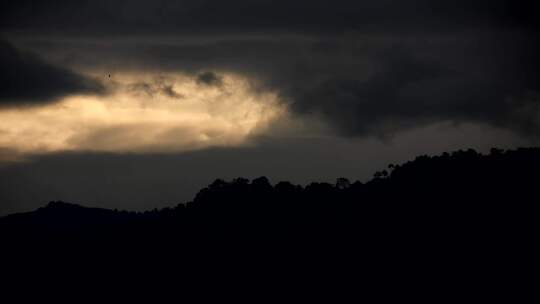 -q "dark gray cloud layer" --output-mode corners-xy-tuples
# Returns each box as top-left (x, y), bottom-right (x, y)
(0, 40), (103, 106)
(3, 1), (540, 132)
(4, 0), (538, 136)
(23, 33), (539, 136)
(1, 1), (539, 34)
(287, 38), (540, 136)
